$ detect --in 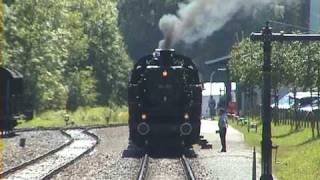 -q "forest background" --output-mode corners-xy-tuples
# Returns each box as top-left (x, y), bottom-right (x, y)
(1, 0), (309, 112)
